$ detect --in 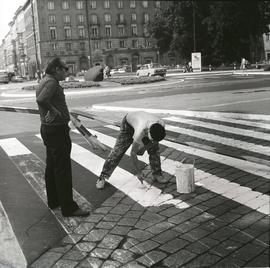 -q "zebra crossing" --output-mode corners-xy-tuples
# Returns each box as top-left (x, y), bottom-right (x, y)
(0, 110), (270, 266)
